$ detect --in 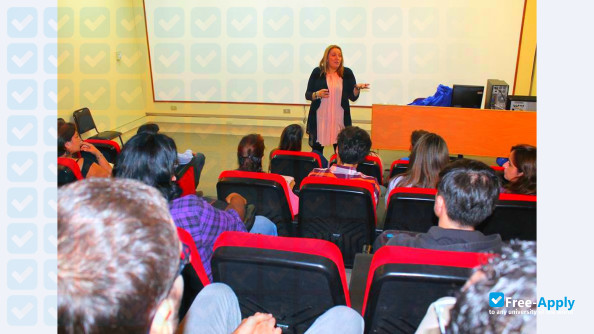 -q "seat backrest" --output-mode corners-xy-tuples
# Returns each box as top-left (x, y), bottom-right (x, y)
(176, 156), (198, 197)
(72, 107), (98, 135)
(298, 176), (376, 268)
(217, 170), (294, 236)
(57, 157), (83, 186)
(389, 159), (410, 179)
(477, 193), (537, 241)
(329, 154), (383, 184)
(176, 227), (210, 320)
(83, 139), (120, 164)
(384, 187), (438, 233)
(270, 150), (322, 189)
(362, 246), (494, 334)
(212, 231), (349, 334)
